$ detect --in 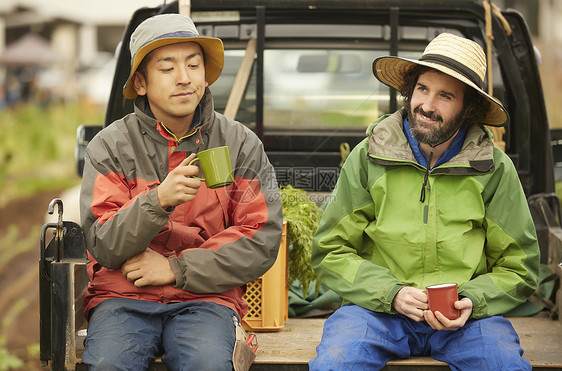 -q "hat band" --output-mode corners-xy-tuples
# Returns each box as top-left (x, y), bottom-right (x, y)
(419, 53), (483, 88)
(132, 30), (201, 66)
